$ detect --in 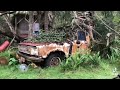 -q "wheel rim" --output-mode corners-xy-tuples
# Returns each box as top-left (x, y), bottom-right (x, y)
(49, 57), (61, 67)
